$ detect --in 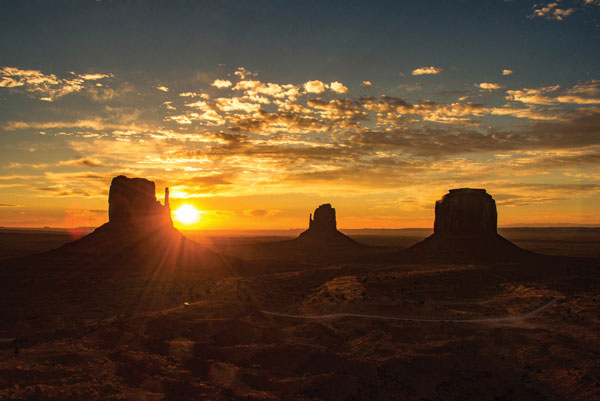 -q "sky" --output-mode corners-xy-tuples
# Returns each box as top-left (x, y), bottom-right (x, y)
(1, 0), (599, 230)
